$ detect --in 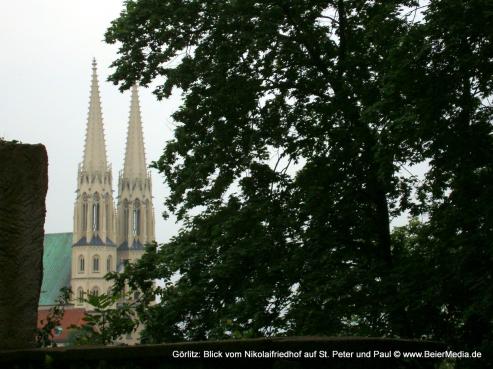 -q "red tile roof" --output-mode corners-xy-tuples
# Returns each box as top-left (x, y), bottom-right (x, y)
(37, 308), (87, 342)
